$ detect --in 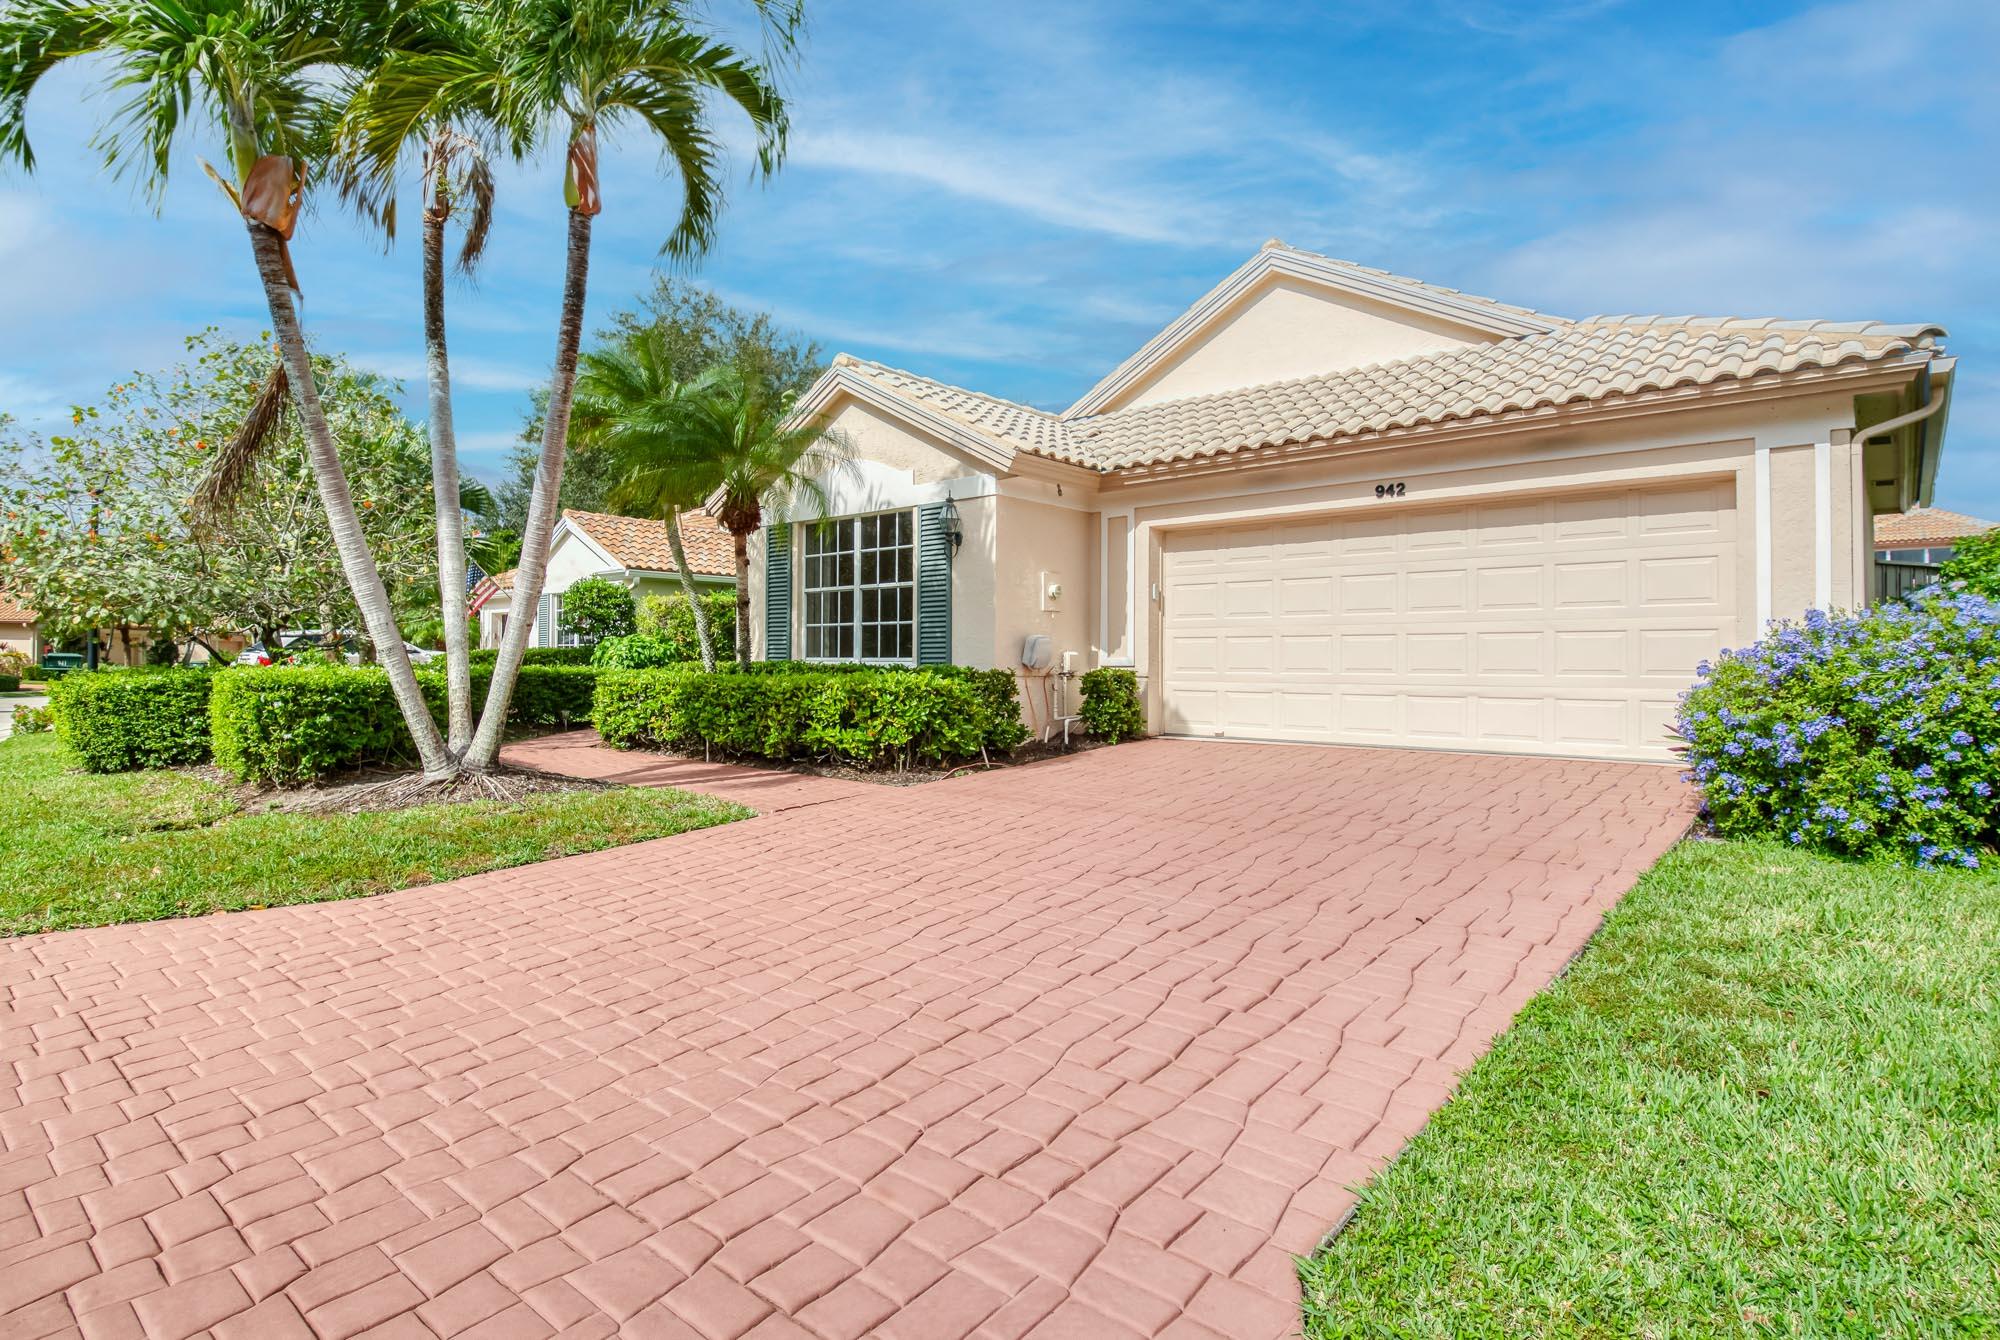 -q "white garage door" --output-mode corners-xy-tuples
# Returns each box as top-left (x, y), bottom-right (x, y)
(1160, 481), (1738, 760)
